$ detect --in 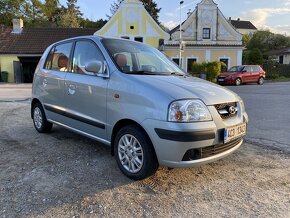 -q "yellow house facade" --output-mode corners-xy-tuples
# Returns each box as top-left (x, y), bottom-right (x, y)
(165, 0), (243, 72)
(95, 0), (170, 48)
